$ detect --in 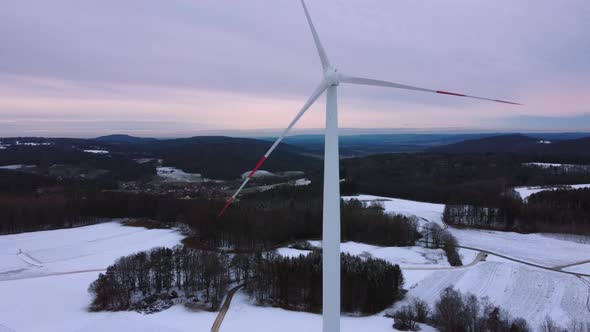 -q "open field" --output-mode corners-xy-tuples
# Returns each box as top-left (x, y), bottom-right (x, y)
(2, 194), (589, 331)
(0, 223), (425, 332)
(396, 257), (590, 329)
(0, 222), (183, 281)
